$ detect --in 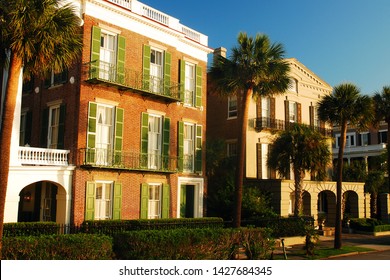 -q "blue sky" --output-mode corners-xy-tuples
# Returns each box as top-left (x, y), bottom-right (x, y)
(141, 0), (390, 94)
